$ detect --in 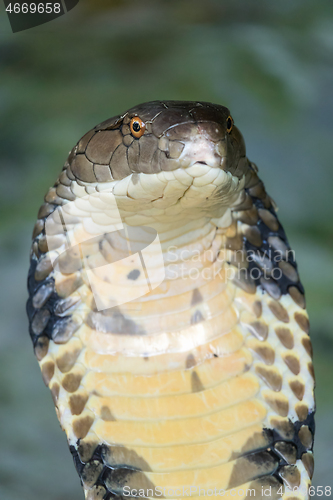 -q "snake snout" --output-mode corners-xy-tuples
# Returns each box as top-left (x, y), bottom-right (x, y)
(161, 120), (229, 171)
(178, 136), (226, 170)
